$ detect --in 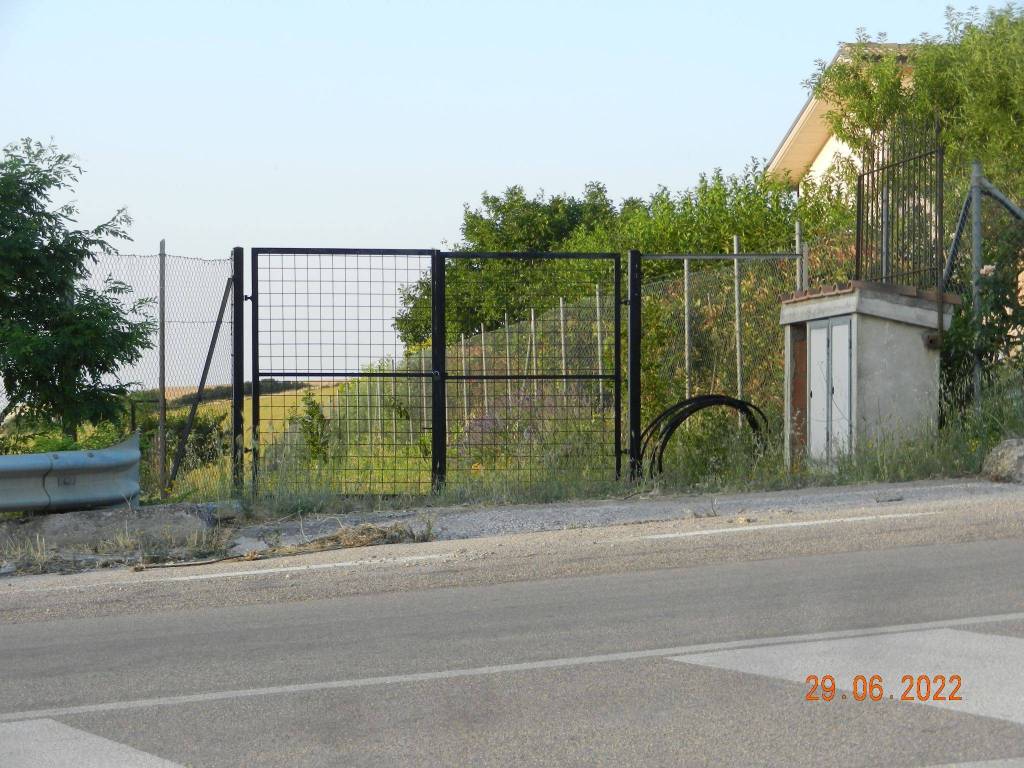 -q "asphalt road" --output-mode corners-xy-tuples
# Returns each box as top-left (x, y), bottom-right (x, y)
(2, 485), (1024, 766)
